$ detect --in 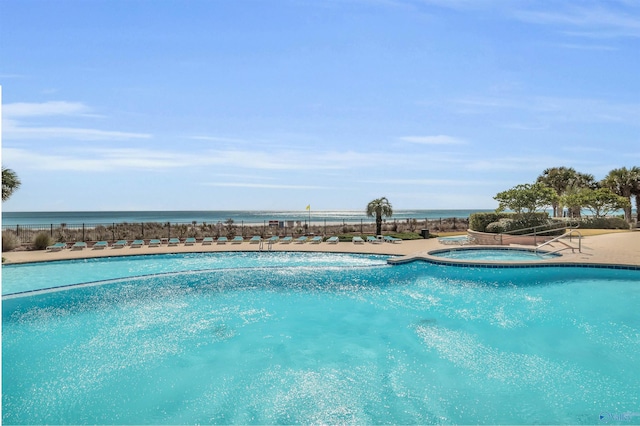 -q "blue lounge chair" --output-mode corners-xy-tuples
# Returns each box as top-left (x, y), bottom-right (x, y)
(231, 236), (244, 244)
(71, 242), (87, 250)
(93, 241), (108, 250)
(46, 242), (67, 251)
(185, 237), (196, 246)
(281, 236), (292, 244)
(202, 237), (214, 245)
(295, 236), (308, 244)
(384, 236), (402, 243)
(326, 236), (339, 244)
(352, 236), (364, 244)
(113, 240), (128, 248)
(168, 238), (181, 246)
(149, 239), (161, 247)
(310, 236), (322, 244)
(131, 239), (145, 248)
(268, 236), (279, 243)
(249, 236), (262, 244)
(217, 237), (228, 244)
